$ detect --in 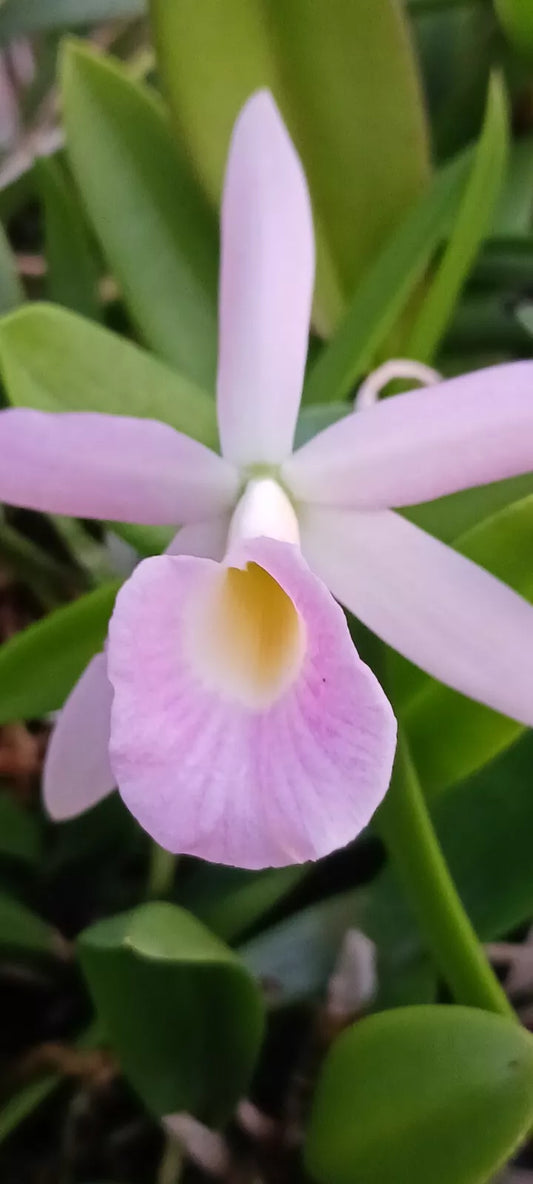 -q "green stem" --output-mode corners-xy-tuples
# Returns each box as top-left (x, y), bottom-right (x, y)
(376, 733), (514, 1018)
(146, 841), (177, 900)
(157, 1134), (183, 1184)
